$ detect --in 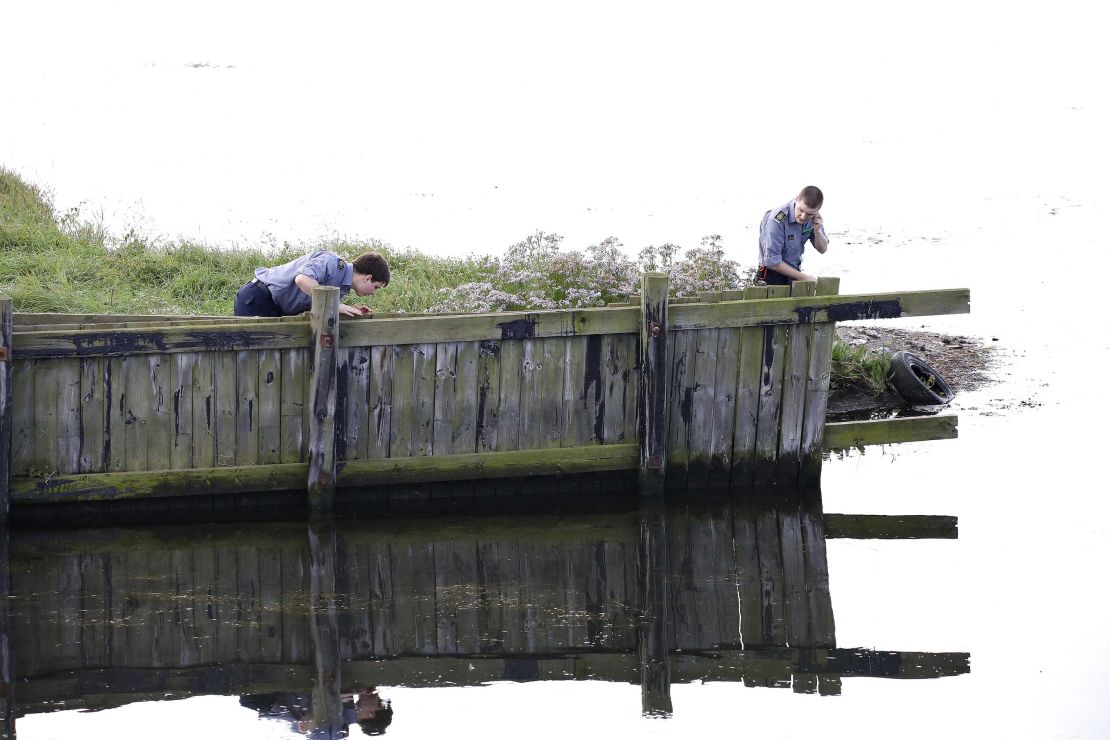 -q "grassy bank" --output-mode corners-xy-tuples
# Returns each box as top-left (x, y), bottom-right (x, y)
(1, 167), (894, 394)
